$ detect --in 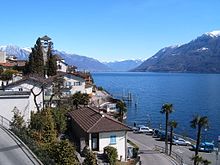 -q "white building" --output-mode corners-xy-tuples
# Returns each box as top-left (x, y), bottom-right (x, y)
(69, 106), (131, 161)
(0, 91), (32, 122)
(0, 51), (6, 63)
(62, 73), (93, 96)
(3, 76), (47, 113)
